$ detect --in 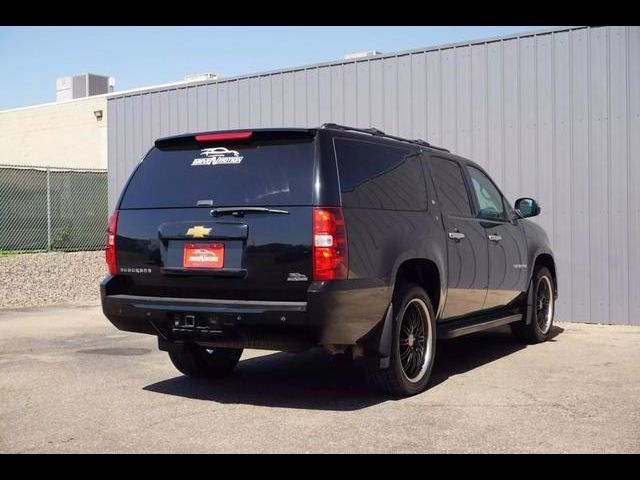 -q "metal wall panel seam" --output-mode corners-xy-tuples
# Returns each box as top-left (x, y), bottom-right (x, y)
(568, 31), (575, 321)
(549, 32), (559, 311)
(485, 43), (490, 174)
(501, 40), (507, 189)
(292, 70), (296, 126)
(551, 34), (557, 250)
(424, 51), (429, 142)
(606, 26), (614, 324)
(517, 37), (522, 198)
(586, 29), (593, 322)
(626, 26), (632, 324)
(468, 46), (473, 161)
(454, 47), (458, 152)
(409, 54), (414, 138)
(632, 26), (640, 322)
(531, 39), (539, 213)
